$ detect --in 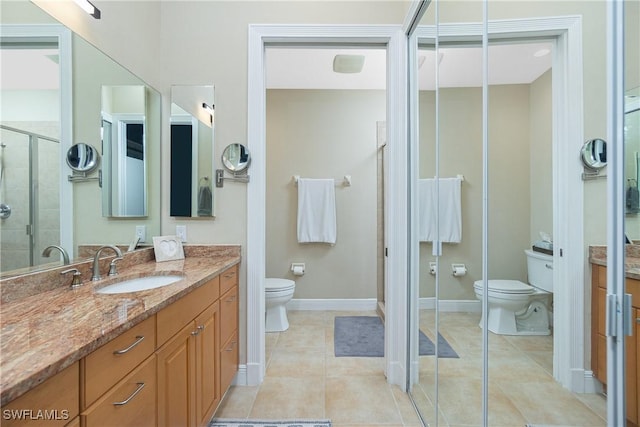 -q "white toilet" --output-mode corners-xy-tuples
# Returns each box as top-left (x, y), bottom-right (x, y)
(265, 278), (296, 332)
(473, 249), (553, 335)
